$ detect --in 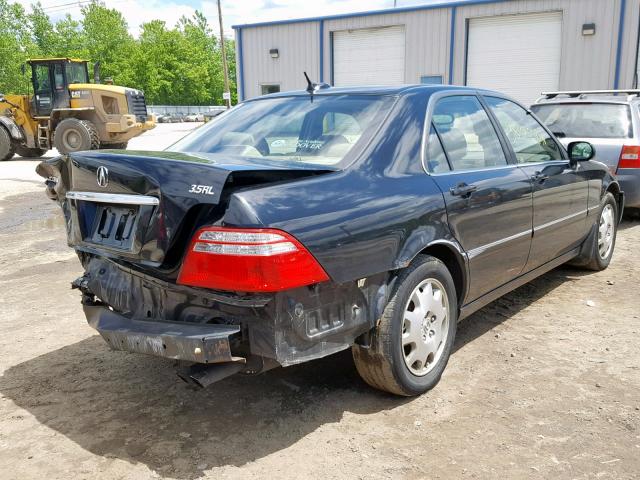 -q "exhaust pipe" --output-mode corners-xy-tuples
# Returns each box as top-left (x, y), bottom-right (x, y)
(177, 361), (245, 388)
